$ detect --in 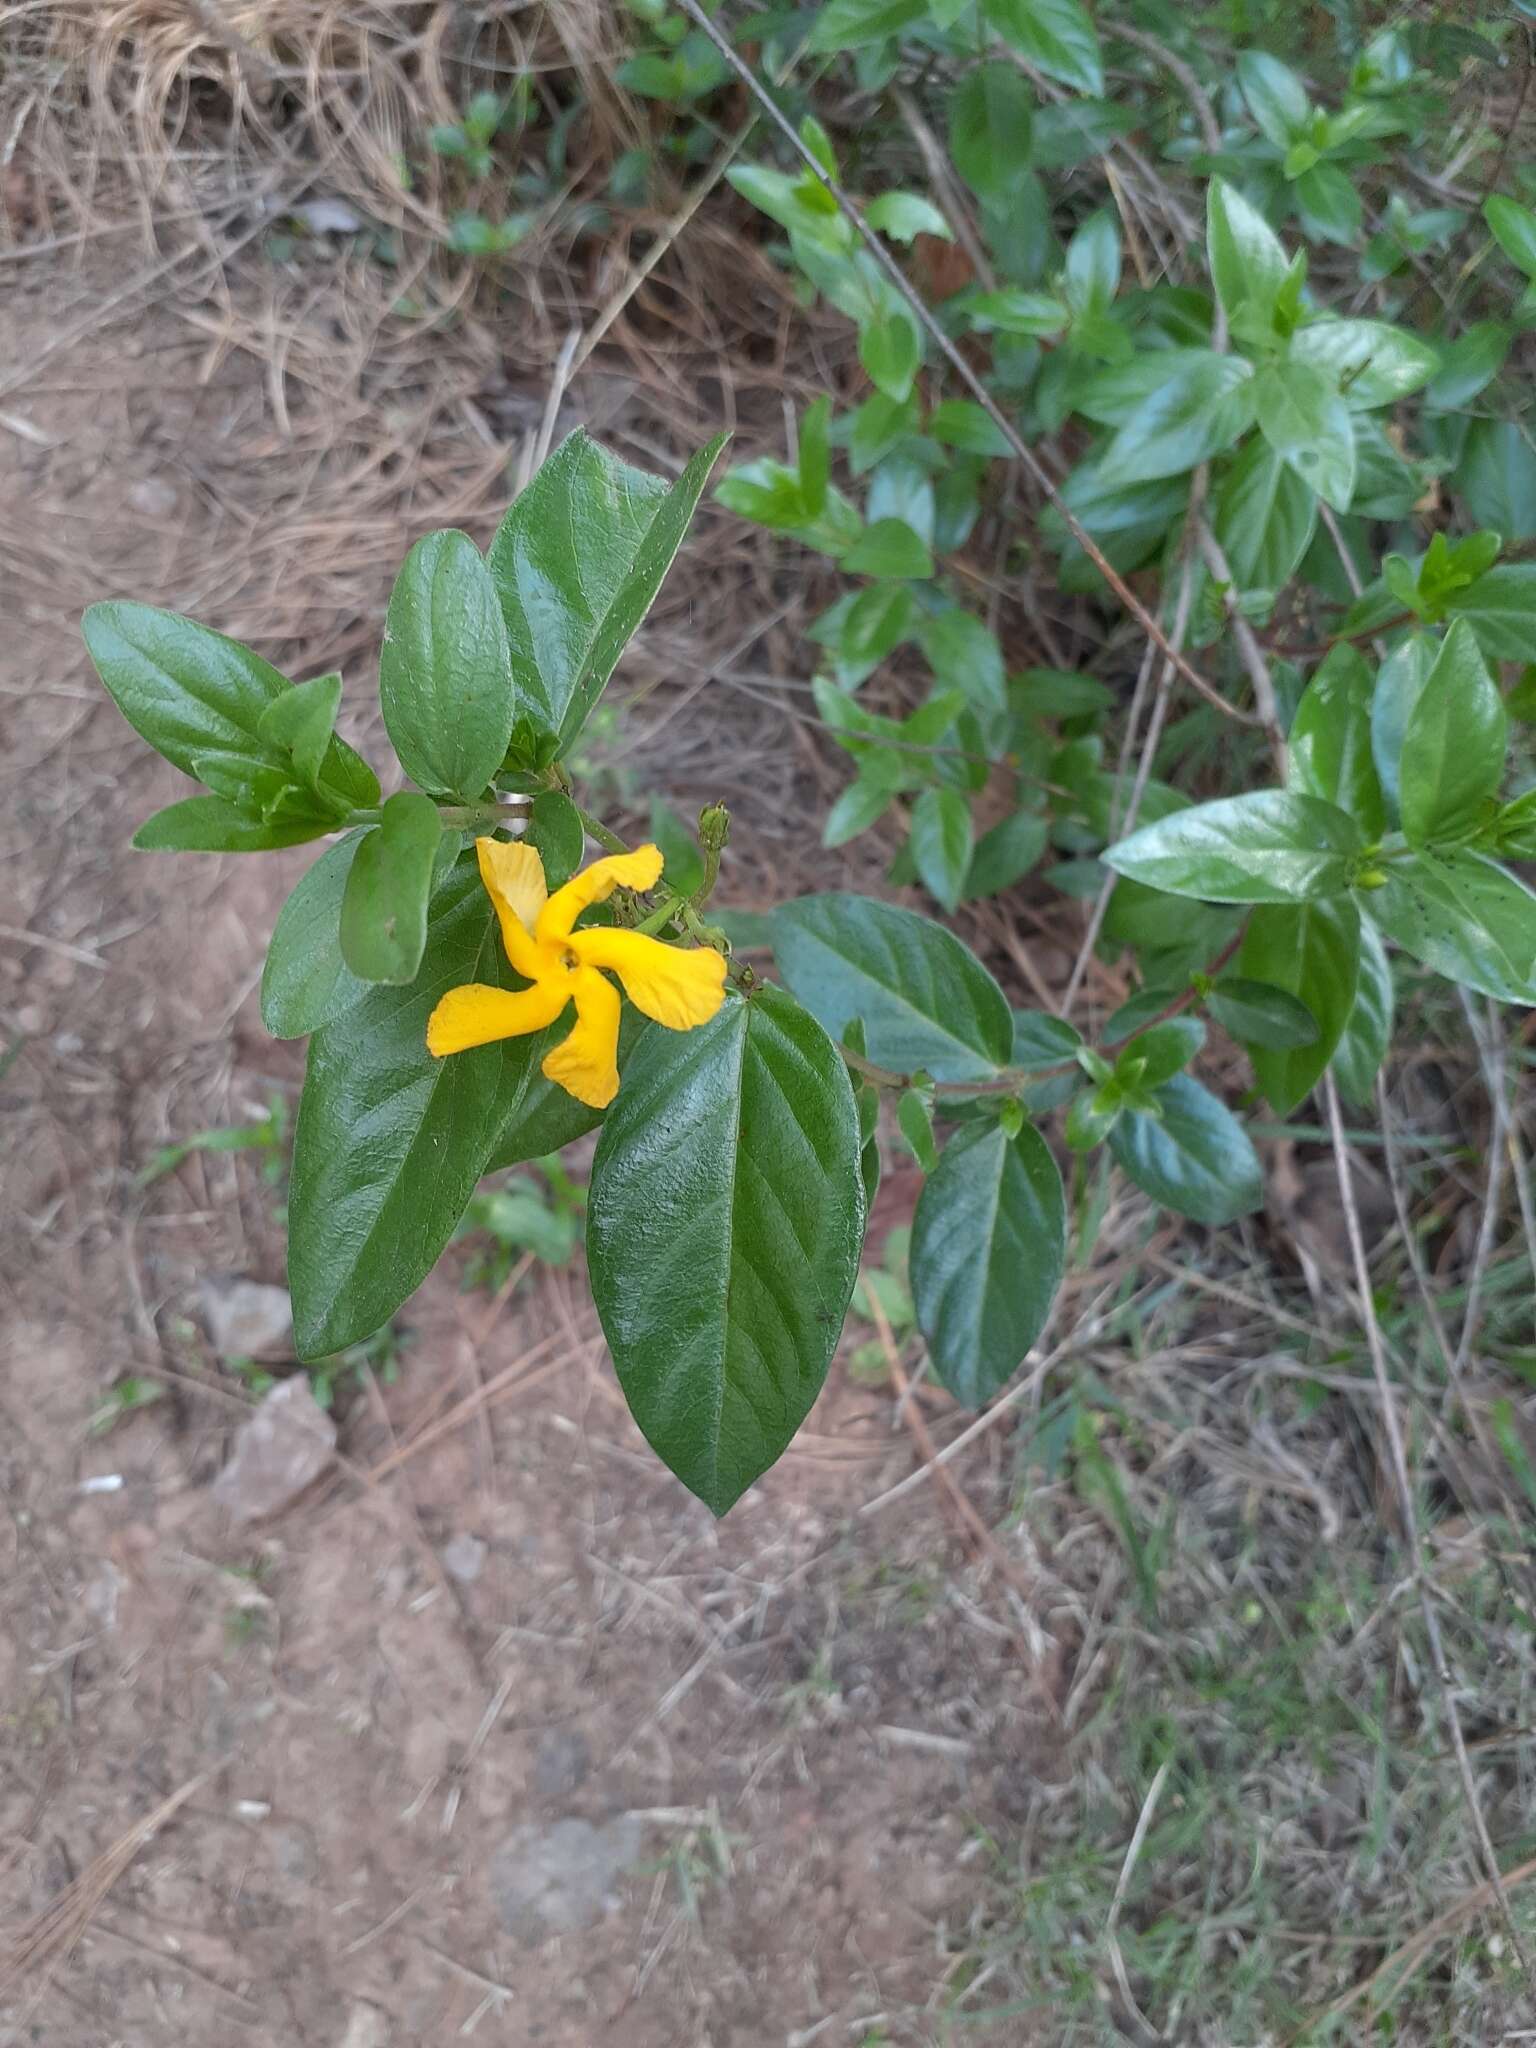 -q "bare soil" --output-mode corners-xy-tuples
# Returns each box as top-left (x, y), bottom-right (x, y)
(0, 257), (1062, 2048)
